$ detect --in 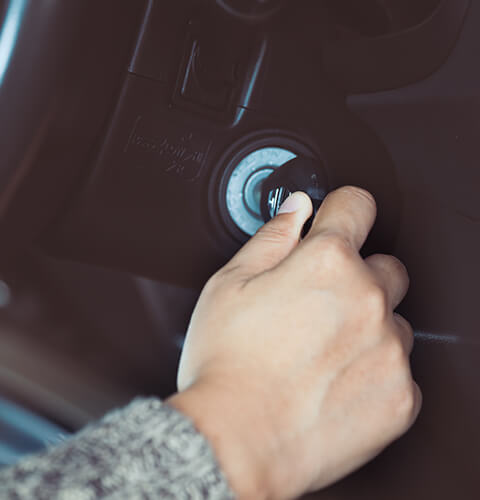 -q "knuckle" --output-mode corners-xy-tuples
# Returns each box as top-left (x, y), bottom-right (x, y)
(390, 255), (409, 276)
(363, 284), (389, 321)
(395, 313), (413, 333)
(394, 315), (415, 354)
(389, 255), (410, 287)
(312, 233), (354, 268)
(373, 254), (409, 278)
(392, 384), (417, 427)
(384, 336), (406, 365)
